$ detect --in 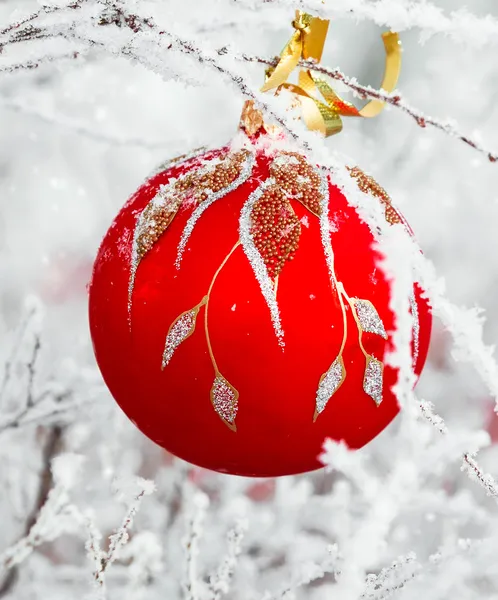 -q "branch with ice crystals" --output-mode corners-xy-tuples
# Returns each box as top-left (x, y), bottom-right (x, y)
(0, 453), (84, 572)
(208, 519), (247, 600)
(231, 0), (498, 48)
(262, 545), (341, 600)
(0, 50), (83, 74)
(92, 478), (156, 588)
(240, 54), (498, 164)
(183, 491), (209, 600)
(419, 400), (448, 435)
(0, 0), (86, 38)
(462, 453), (498, 501)
(361, 552), (421, 600)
